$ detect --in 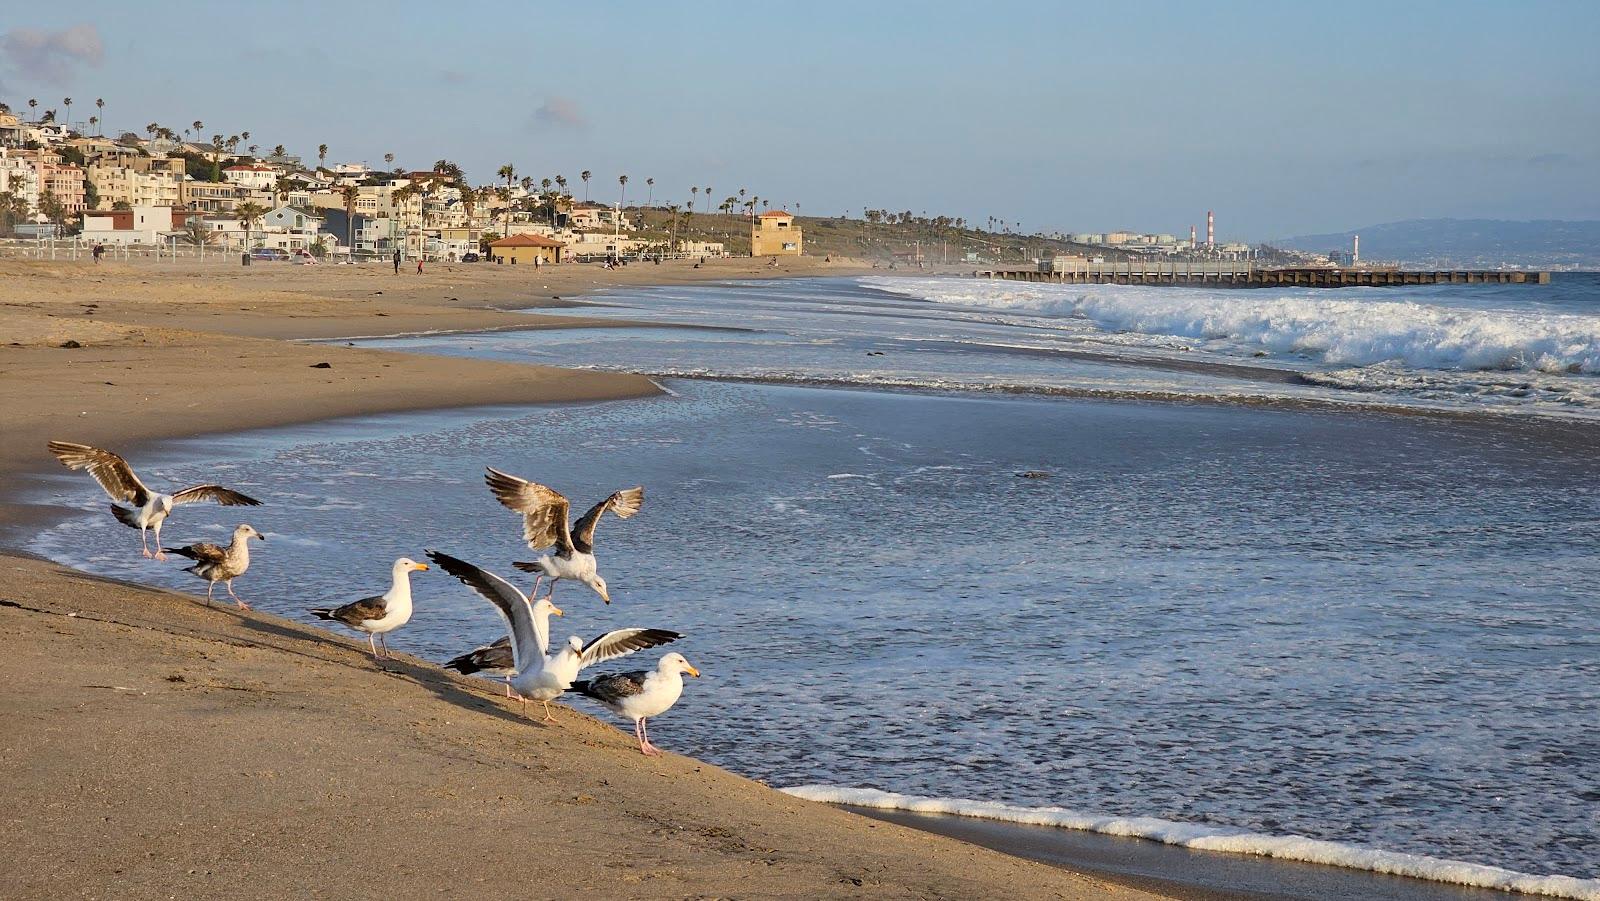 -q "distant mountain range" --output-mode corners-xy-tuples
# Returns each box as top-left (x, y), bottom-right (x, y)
(1275, 219), (1600, 269)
